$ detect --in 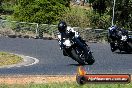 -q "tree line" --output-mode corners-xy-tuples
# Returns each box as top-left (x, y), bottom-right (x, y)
(0, 0), (132, 29)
